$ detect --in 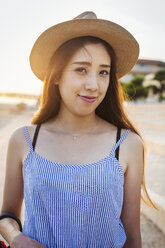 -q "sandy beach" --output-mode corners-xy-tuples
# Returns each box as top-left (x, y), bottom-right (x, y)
(0, 98), (165, 247)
